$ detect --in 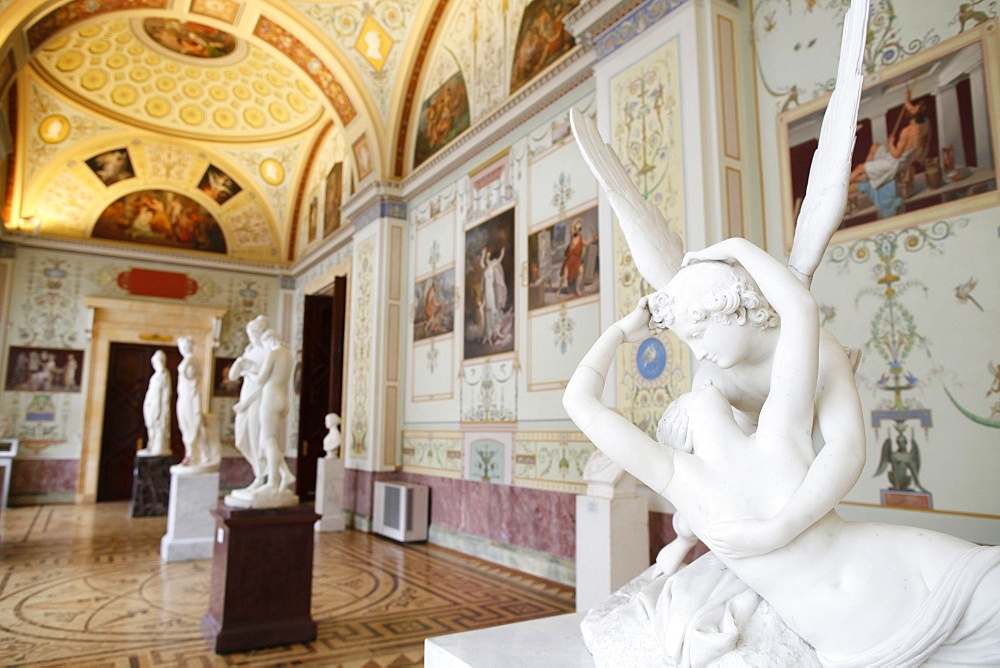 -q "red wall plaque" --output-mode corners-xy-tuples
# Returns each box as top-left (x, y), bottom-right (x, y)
(118, 268), (198, 299)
